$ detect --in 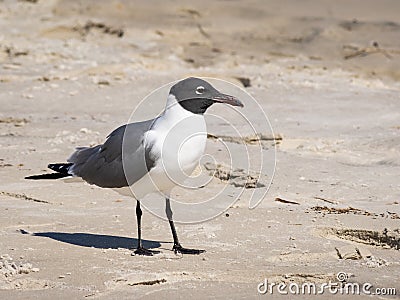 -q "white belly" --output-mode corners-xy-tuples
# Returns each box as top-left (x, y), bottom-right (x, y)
(124, 133), (206, 199)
